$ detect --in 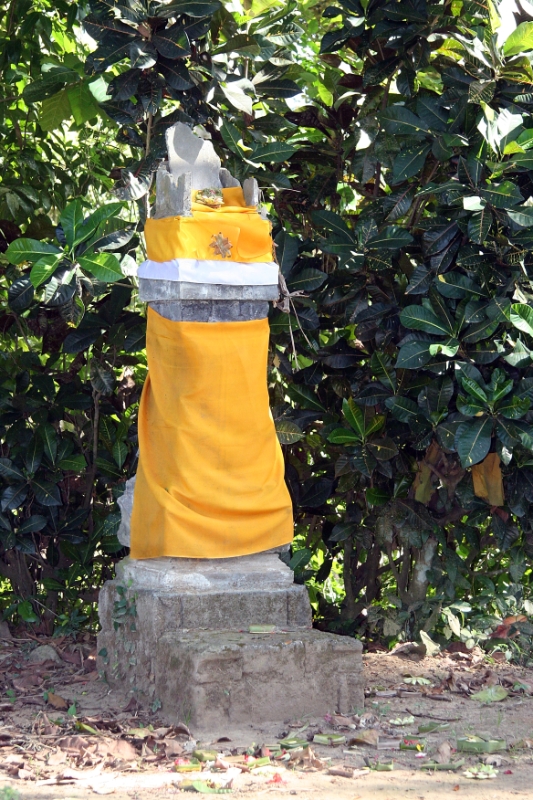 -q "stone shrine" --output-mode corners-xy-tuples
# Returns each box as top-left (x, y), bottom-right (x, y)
(97, 123), (363, 728)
